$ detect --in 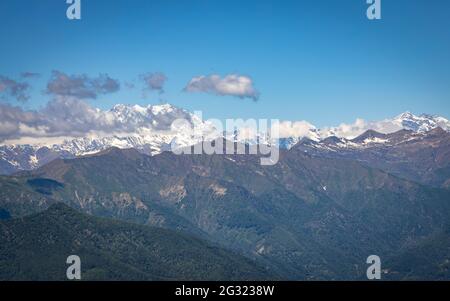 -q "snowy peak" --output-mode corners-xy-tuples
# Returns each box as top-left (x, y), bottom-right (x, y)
(110, 103), (177, 118)
(0, 103), (221, 174)
(0, 105), (449, 174)
(393, 111), (450, 133)
(108, 103), (195, 130)
(283, 112), (450, 150)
